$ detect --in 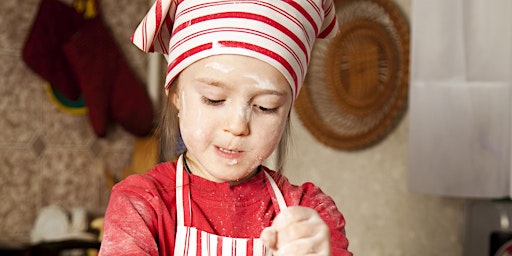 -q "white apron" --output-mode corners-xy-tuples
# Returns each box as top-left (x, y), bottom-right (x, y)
(173, 155), (287, 256)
